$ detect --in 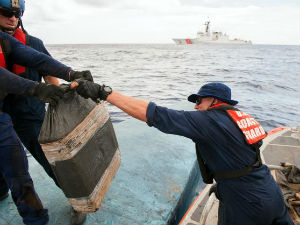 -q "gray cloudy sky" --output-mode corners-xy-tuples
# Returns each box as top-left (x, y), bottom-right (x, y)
(22, 0), (300, 45)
